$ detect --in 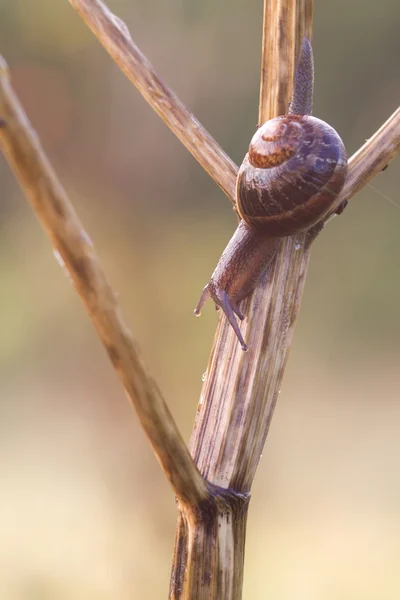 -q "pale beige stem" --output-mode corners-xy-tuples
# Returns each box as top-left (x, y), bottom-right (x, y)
(0, 56), (208, 509)
(339, 107), (400, 205)
(170, 2), (315, 598)
(68, 0), (238, 203)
